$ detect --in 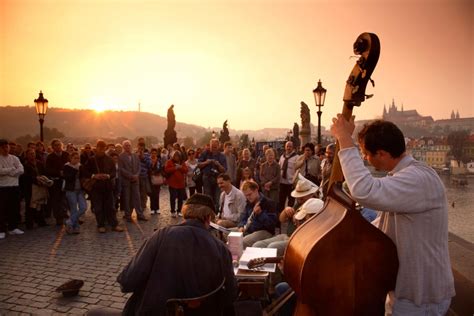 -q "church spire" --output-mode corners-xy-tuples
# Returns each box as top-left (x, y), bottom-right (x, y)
(456, 110), (460, 119)
(450, 110), (455, 119)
